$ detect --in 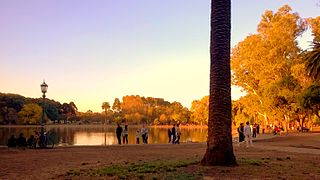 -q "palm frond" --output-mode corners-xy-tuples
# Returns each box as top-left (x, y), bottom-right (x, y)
(305, 42), (320, 80)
